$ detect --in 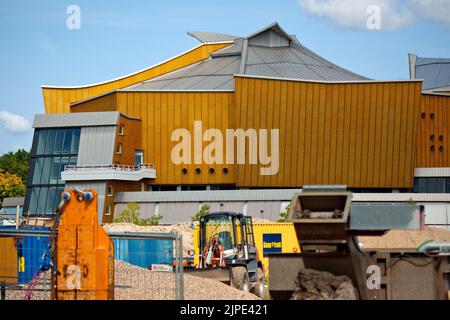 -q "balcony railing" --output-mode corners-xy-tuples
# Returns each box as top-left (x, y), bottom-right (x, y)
(64, 163), (155, 172)
(61, 163), (156, 181)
